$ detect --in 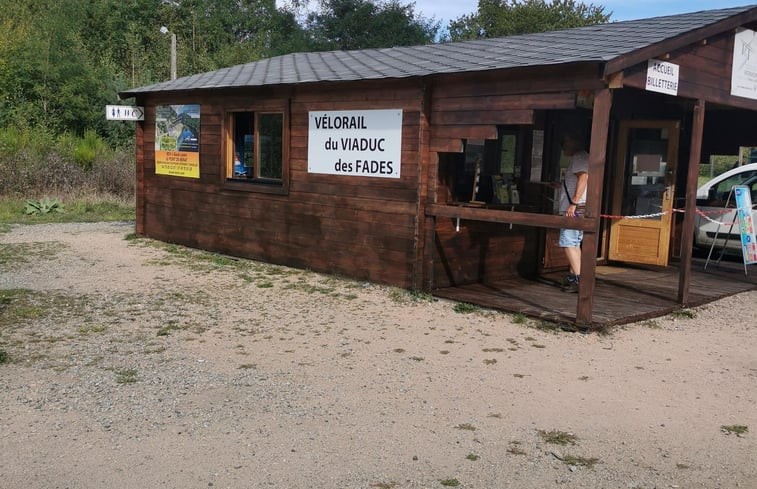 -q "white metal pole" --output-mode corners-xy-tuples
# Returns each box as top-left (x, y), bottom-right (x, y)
(170, 33), (177, 81)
